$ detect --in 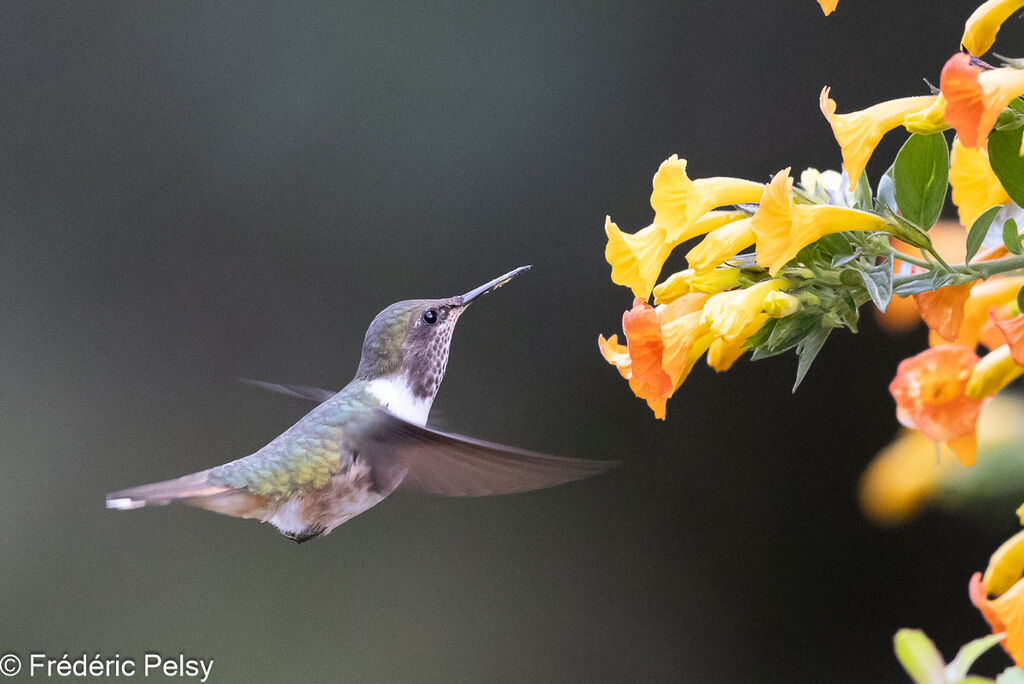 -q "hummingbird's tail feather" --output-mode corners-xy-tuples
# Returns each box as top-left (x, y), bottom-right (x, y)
(106, 471), (276, 520)
(106, 469), (229, 510)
